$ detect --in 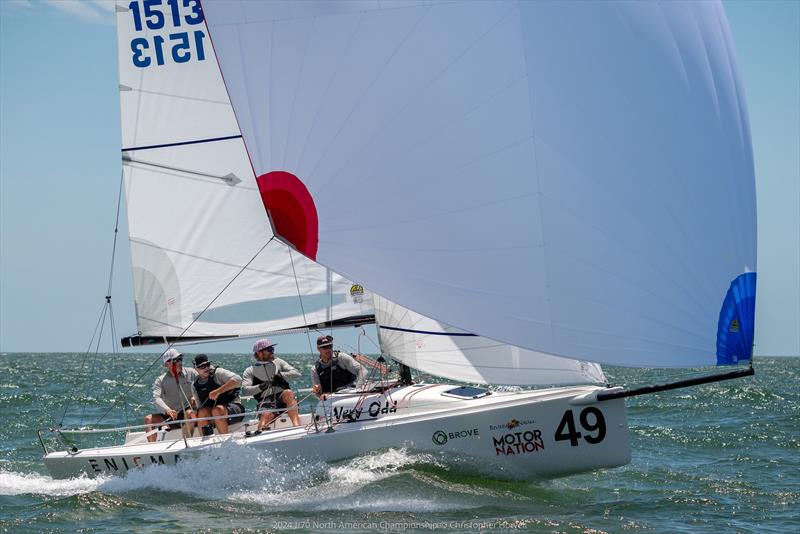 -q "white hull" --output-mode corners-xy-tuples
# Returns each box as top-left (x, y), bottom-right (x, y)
(44, 384), (630, 480)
